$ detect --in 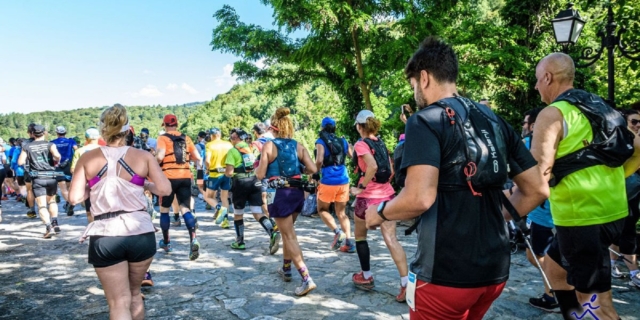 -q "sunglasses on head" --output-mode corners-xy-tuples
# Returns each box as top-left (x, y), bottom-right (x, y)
(631, 119), (640, 126)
